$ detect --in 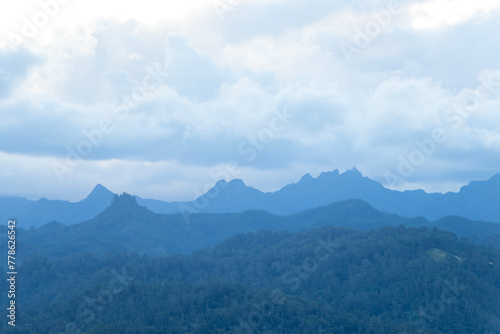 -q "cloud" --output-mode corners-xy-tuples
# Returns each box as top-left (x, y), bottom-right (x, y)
(1, 1), (500, 200)
(0, 48), (40, 98)
(409, 0), (500, 31)
(163, 34), (231, 102)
